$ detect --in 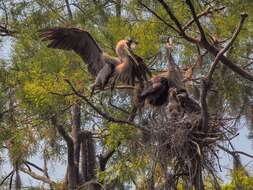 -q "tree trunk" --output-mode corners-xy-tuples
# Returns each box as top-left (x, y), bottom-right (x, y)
(67, 141), (78, 190)
(15, 170), (21, 190)
(71, 103), (81, 184)
(80, 131), (99, 189)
